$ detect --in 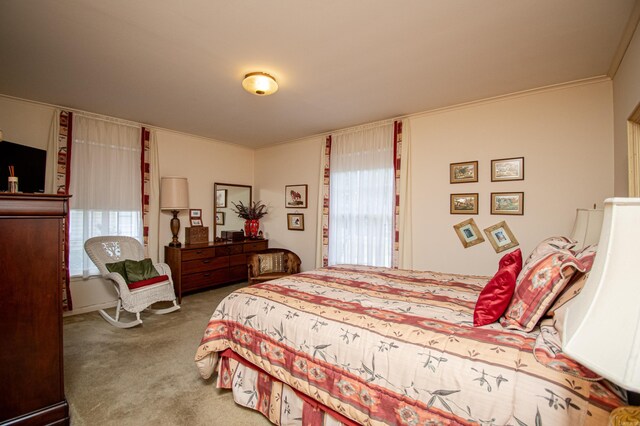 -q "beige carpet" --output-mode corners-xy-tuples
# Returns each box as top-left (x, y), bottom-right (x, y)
(63, 282), (272, 426)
